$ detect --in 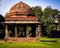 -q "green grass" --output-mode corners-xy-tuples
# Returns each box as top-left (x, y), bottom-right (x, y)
(0, 38), (60, 48)
(40, 37), (57, 42)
